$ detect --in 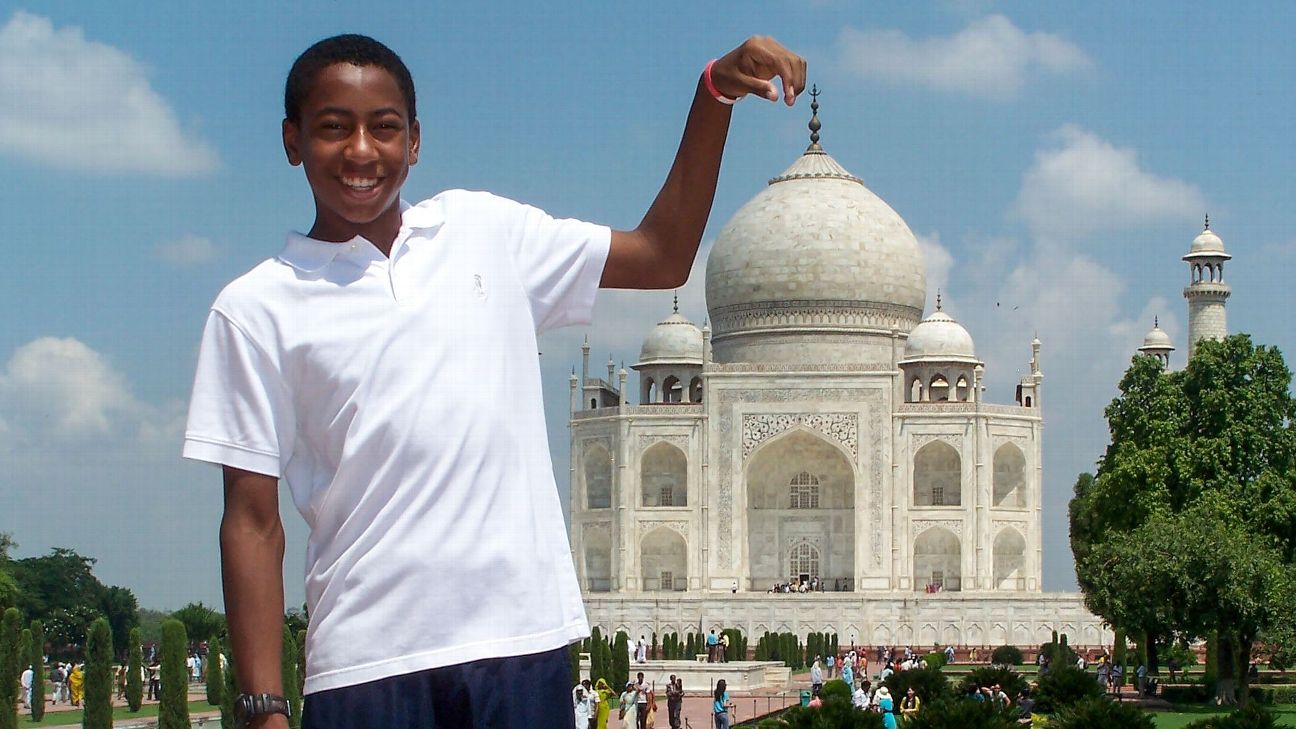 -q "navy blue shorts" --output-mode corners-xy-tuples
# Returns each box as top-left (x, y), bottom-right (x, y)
(302, 646), (573, 729)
